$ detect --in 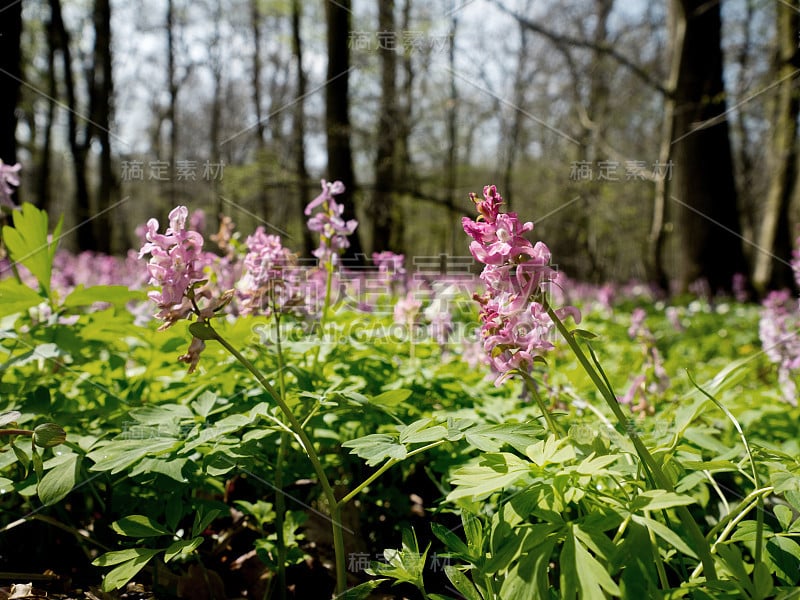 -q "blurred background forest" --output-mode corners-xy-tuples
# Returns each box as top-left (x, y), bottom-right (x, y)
(0, 0), (798, 294)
